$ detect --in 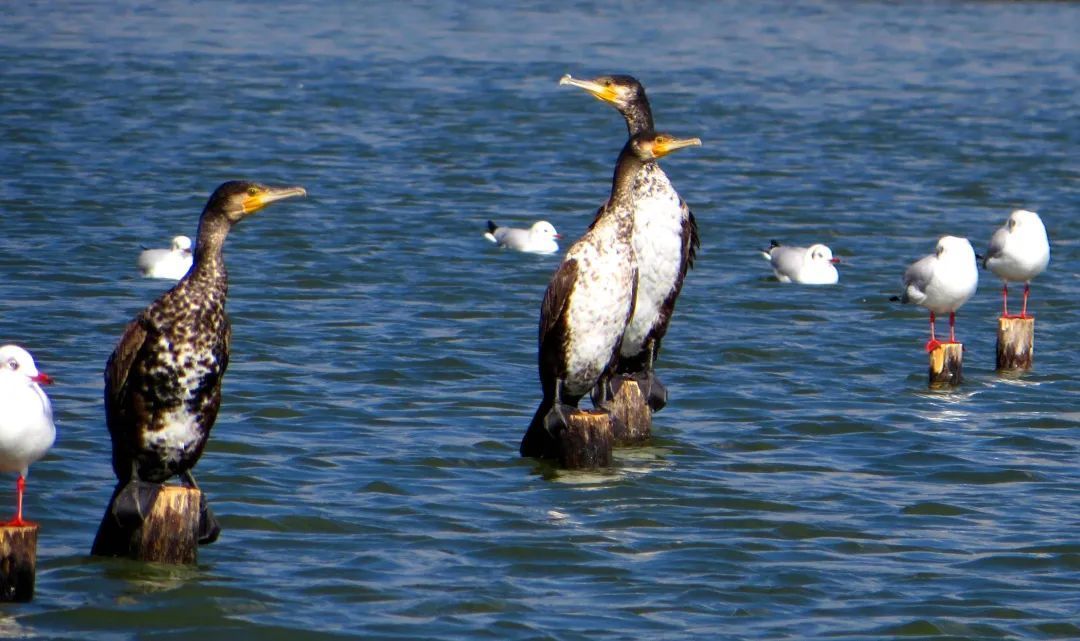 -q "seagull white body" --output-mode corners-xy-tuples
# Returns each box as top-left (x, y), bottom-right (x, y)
(983, 209), (1050, 317)
(484, 220), (561, 255)
(137, 235), (193, 280)
(0, 344), (55, 524)
(897, 236), (979, 347)
(761, 241), (840, 285)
